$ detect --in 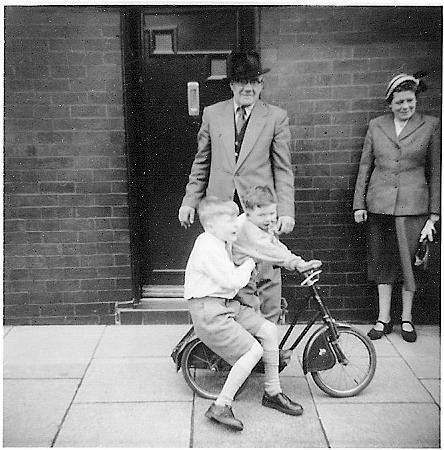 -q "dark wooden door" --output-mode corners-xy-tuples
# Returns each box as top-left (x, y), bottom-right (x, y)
(137, 7), (255, 286)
